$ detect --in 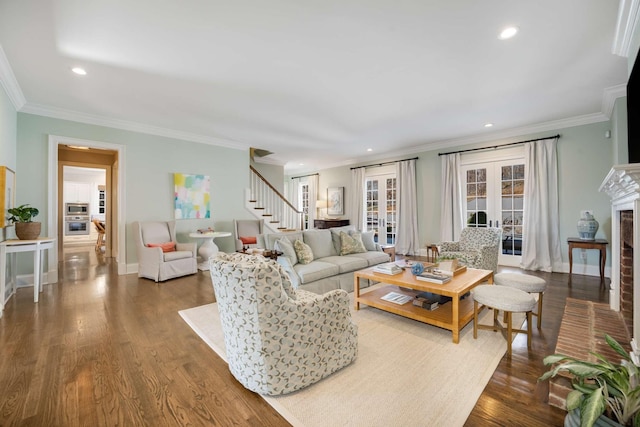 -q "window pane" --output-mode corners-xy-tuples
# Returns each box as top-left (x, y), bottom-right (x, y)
(477, 168), (486, 182)
(514, 180), (524, 195)
(502, 166), (512, 180)
(502, 197), (512, 210)
(514, 164), (525, 179)
(467, 170), (476, 183)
